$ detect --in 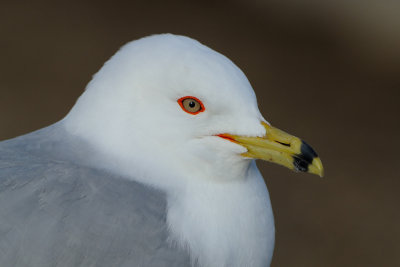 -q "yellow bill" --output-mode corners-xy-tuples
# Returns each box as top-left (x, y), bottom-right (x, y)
(218, 122), (324, 177)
